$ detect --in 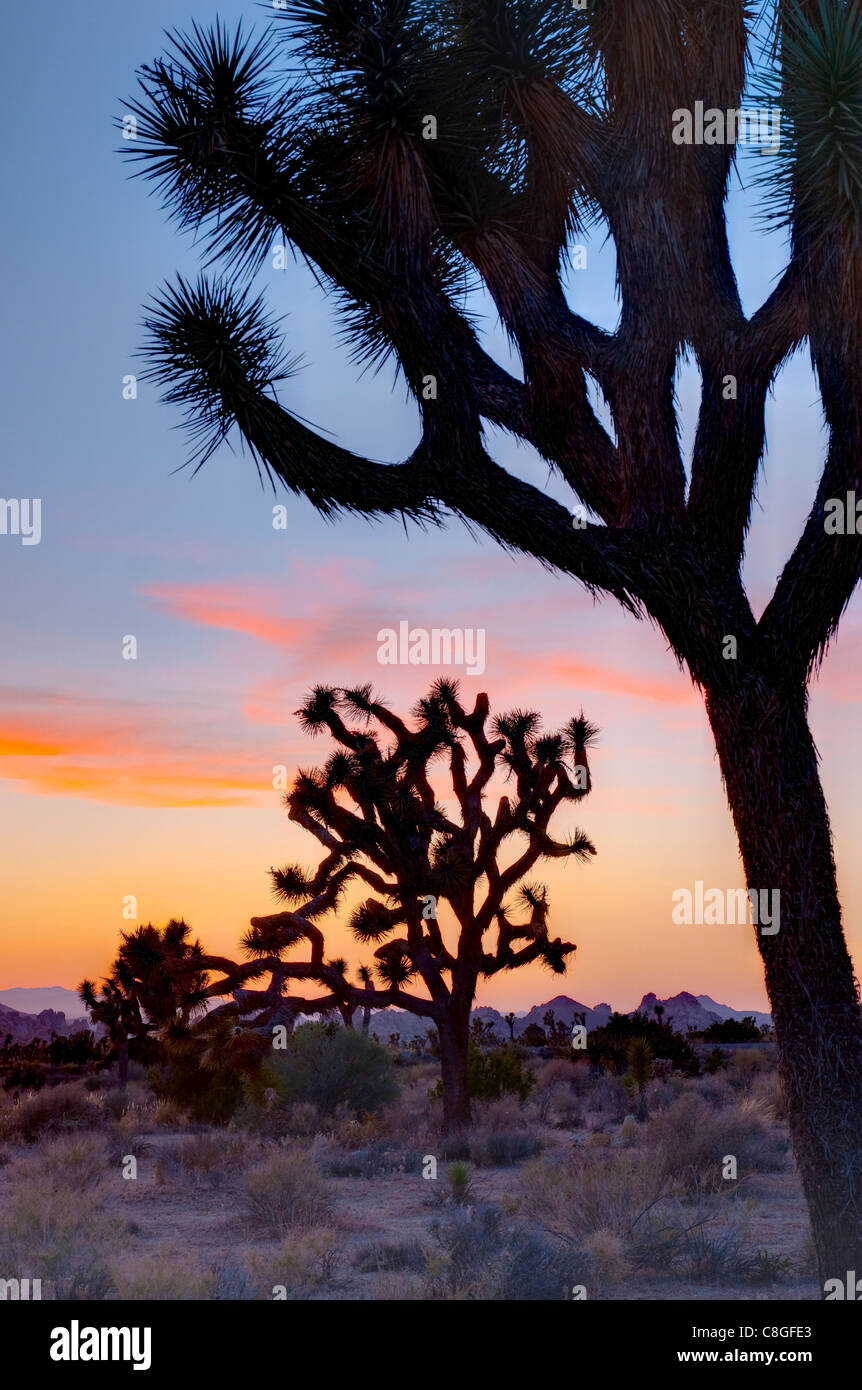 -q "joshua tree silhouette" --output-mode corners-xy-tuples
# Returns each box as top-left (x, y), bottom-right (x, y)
(191, 681), (596, 1130)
